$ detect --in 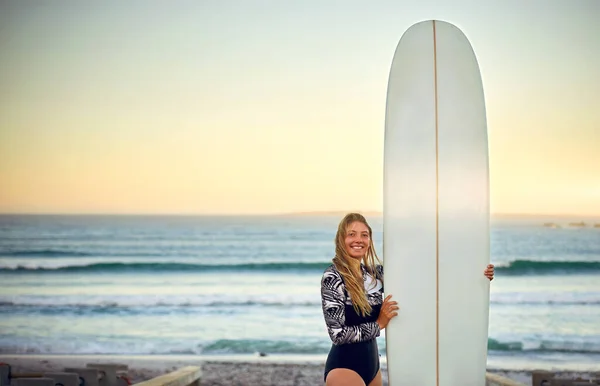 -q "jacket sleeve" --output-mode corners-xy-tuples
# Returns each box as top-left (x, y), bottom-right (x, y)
(320, 267), (381, 345)
(377, 264), (384, 291)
